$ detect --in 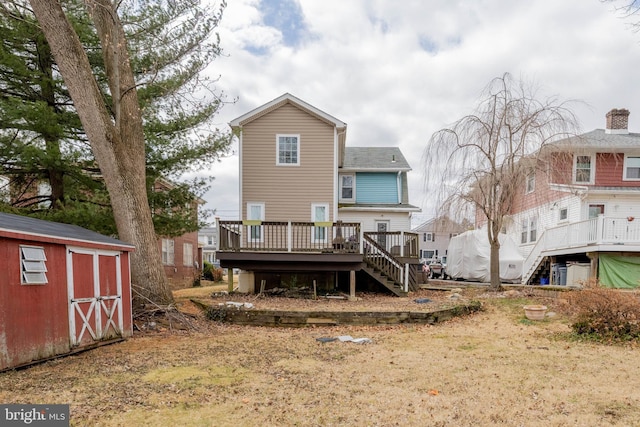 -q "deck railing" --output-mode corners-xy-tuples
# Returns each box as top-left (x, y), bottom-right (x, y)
(363, 231), (419, 258)
(217, 220), (362, 253)
(362, 234), (407, 291)
(522, 215), (640, 283)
